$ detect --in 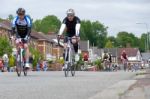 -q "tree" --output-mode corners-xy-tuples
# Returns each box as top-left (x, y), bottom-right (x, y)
(0, 17), (3, 22)
(33, 15), (61, 34)
(0, 36), (12, 56)
(107, 36), (117, 47)
(105, 40), (113, 48)
(7, 14), (14, 21)
(139, 33), (147, 52)
(80, 20), (108, 48)
(116, 31), (136, 47)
